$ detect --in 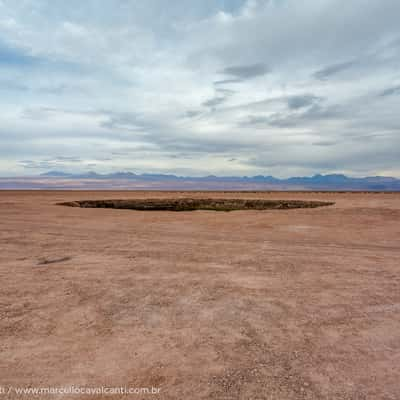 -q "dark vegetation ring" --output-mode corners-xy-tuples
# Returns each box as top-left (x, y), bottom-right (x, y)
(58, 198), (334, 212)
